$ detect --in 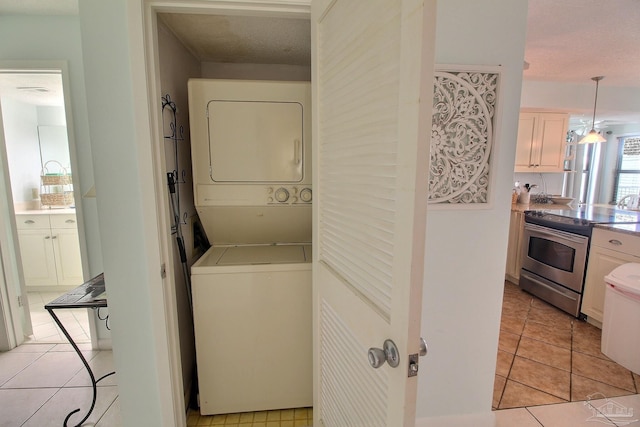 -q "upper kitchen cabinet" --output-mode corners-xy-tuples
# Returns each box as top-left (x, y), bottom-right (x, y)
(515, 112), (569, 173)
